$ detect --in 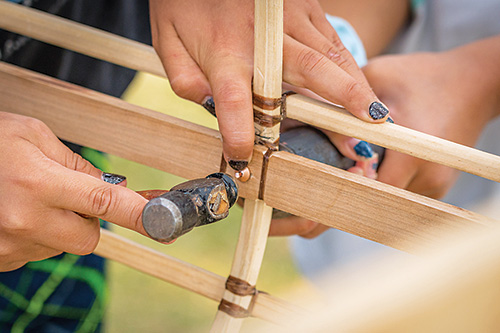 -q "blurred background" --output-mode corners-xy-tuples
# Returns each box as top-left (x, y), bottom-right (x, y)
(102, 72), (316, 332)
